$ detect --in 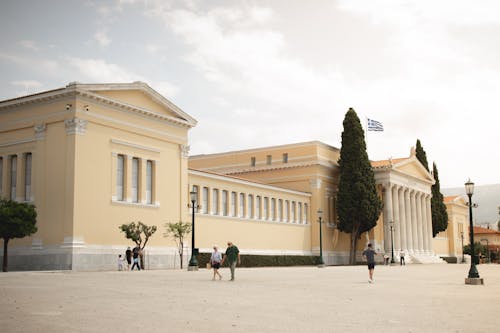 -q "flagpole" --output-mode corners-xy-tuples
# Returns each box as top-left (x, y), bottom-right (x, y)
(365, 116), (369, 157)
